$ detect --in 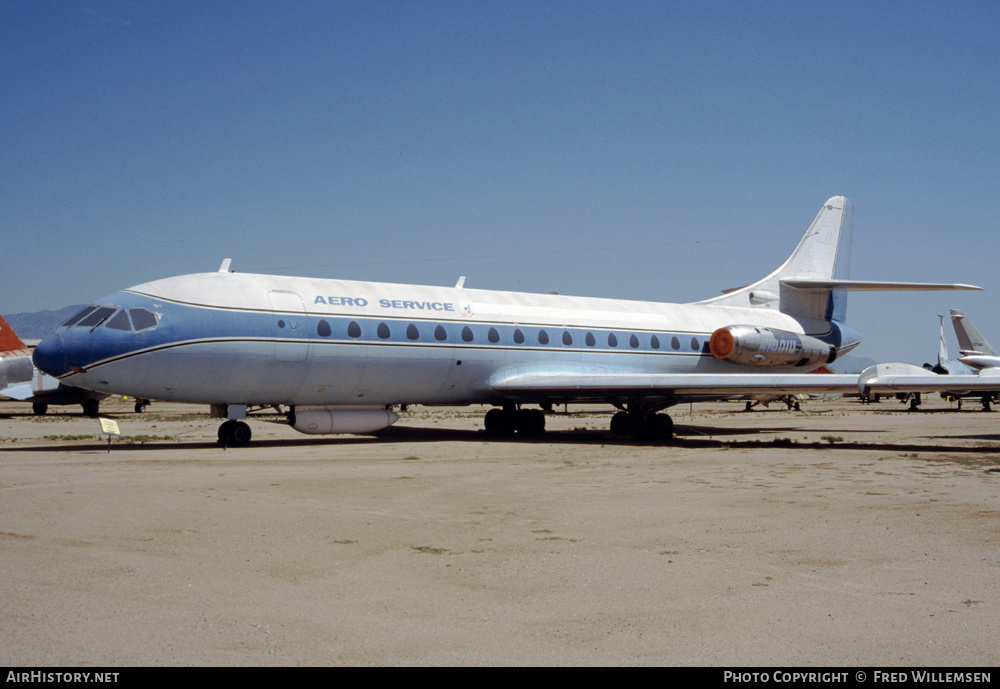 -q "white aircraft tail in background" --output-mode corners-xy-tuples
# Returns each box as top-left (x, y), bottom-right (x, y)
(951, 309), (1000, 370)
